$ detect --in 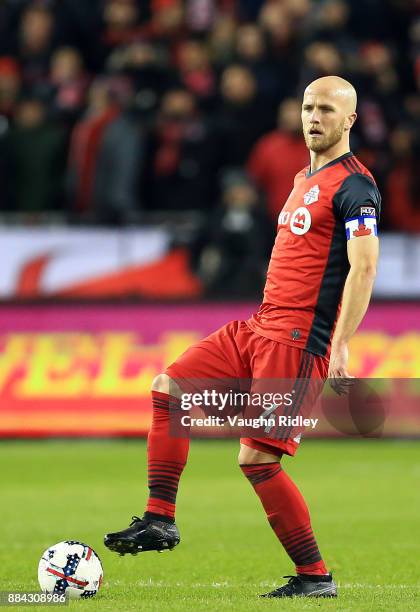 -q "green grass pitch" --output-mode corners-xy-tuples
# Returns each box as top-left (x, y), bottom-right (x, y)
(1, 439), (419, 611)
